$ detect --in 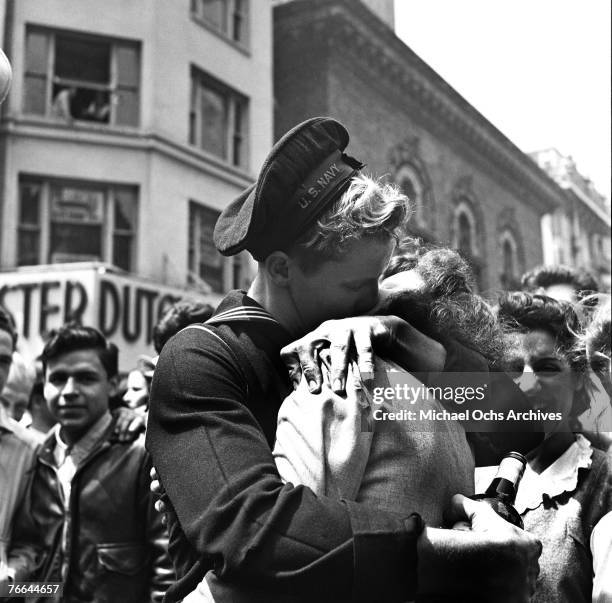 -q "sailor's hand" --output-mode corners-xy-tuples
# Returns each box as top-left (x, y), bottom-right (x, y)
(418, 494), (541, 602)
